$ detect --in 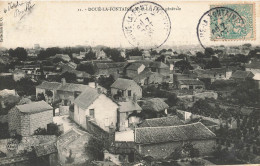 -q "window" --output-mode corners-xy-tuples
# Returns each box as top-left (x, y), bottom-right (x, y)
(128, 90), (131, 96)
(89, 109), (95, 118)
(105, 118), (109, 127)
